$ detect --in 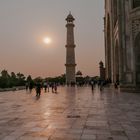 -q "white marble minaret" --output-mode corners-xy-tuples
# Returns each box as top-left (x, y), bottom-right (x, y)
(65, 13), (76, 84)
